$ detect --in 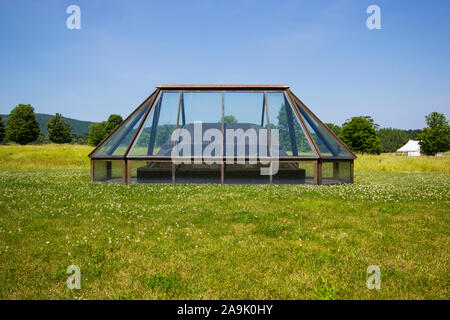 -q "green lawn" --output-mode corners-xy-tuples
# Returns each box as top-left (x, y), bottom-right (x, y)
(0, 145), (449, 299)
